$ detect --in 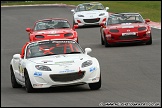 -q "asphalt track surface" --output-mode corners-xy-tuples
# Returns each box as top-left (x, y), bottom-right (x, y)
(1, 6), (161, 107)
